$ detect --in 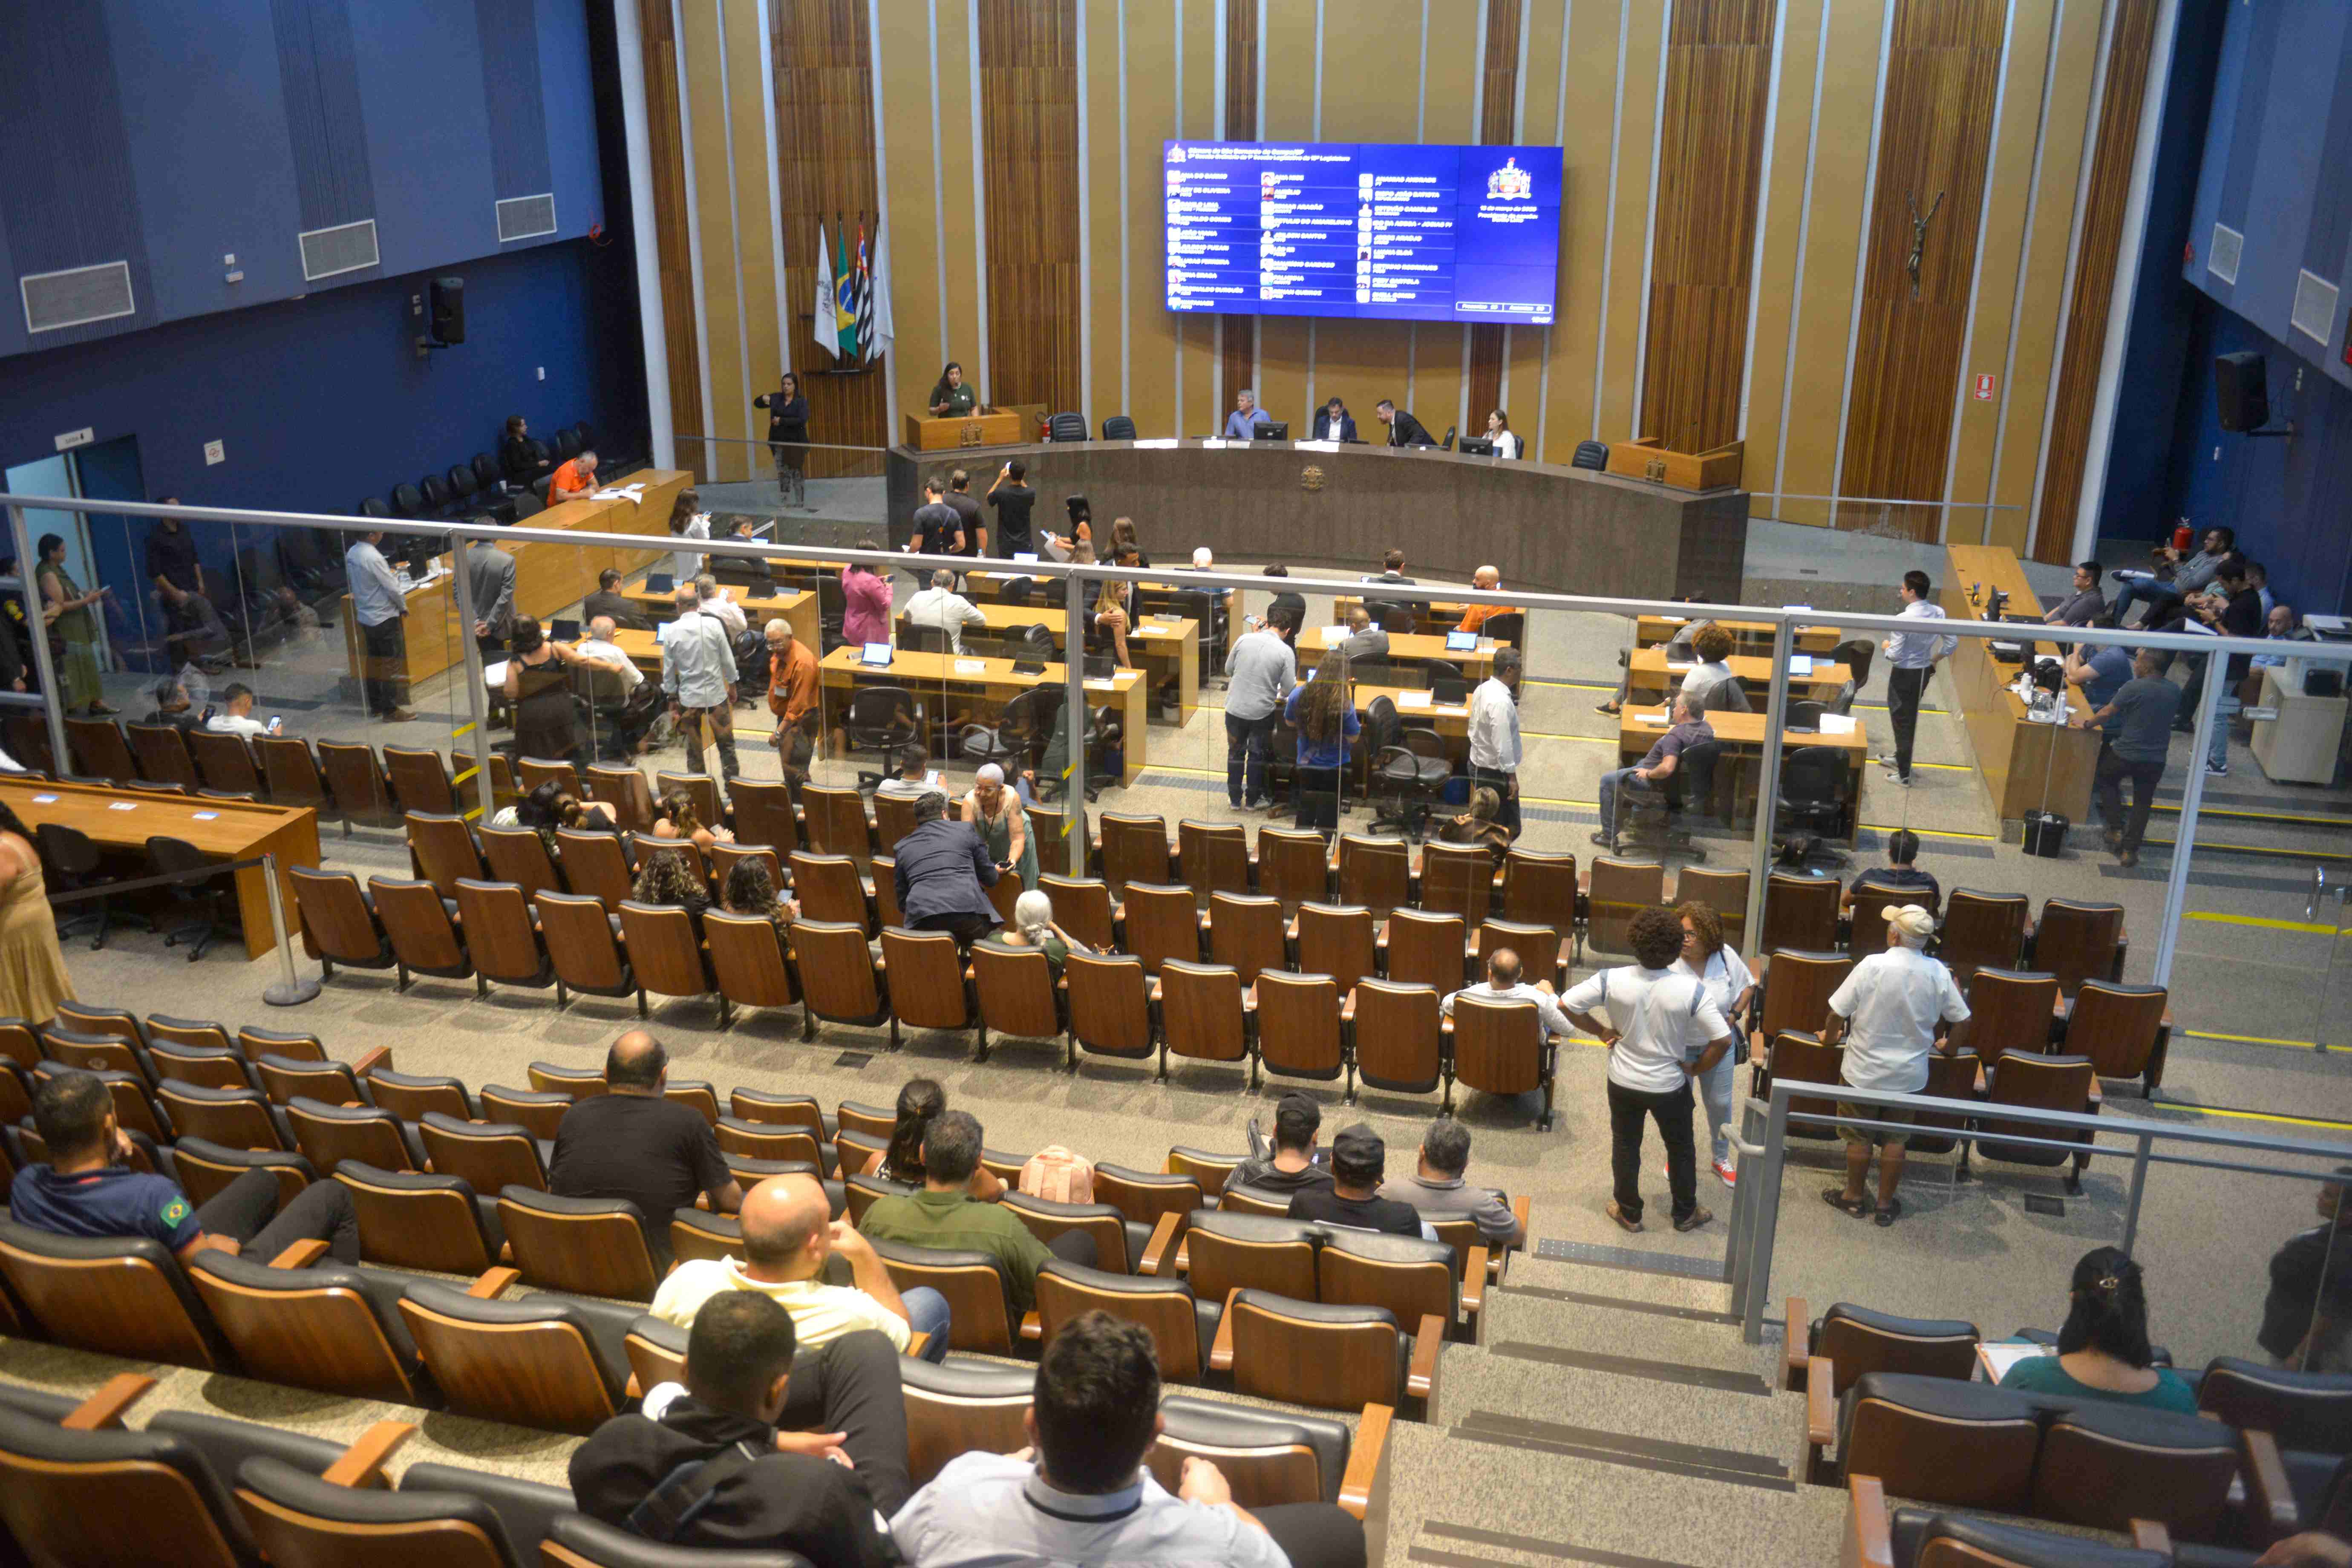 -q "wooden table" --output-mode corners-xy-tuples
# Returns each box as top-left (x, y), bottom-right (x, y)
(1624, 649), (1853, 703)
(1354, 685), (1474, 749)
(1299, 624), (1499, 681)
(0, 778), (320, 961)
(1333, 596), (1470, 637)
(1634, 614), (1841, 656)
(620, 586), (819, 655)
(966, 570), (1241, 647)
(816, 646), (1151, 785)
(340, 469), (692, 692)
(908, 604), (1200, 723)
(1942, 545), (2095, 824)
(1619, 704), (1868, 837)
